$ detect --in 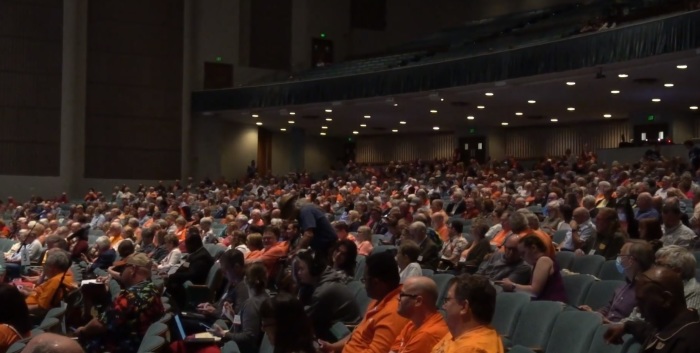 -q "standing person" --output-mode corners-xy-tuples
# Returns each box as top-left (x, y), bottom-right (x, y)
(279, 194), (338, 262)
